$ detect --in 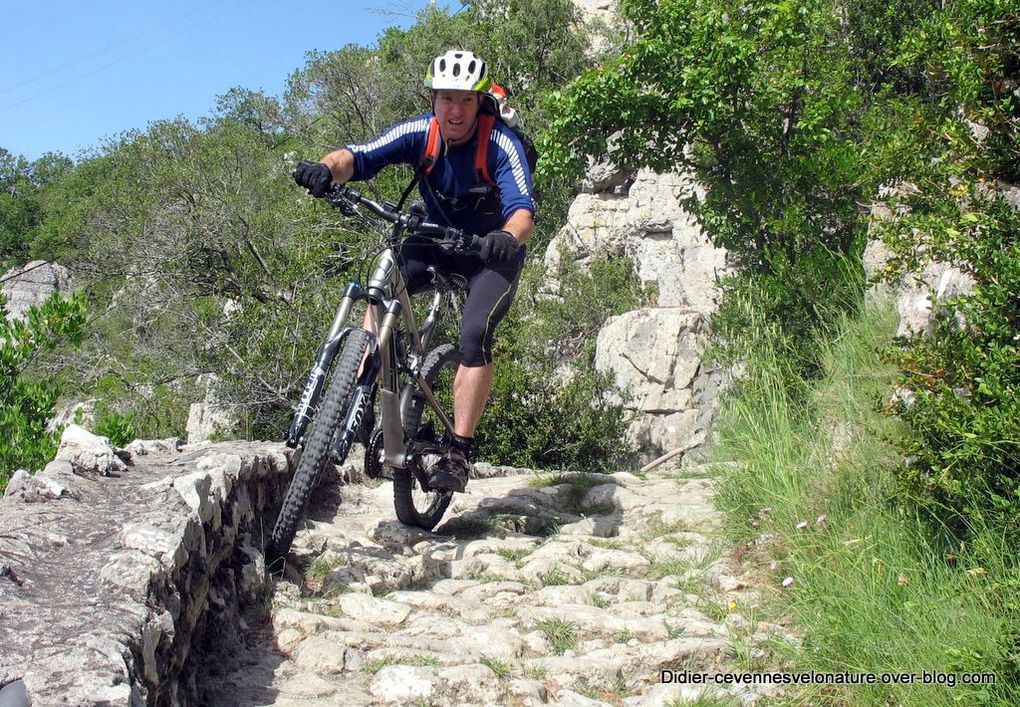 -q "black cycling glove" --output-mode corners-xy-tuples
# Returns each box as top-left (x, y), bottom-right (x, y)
(293, 161), (333, 198)
(478, 230), (519, 264)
